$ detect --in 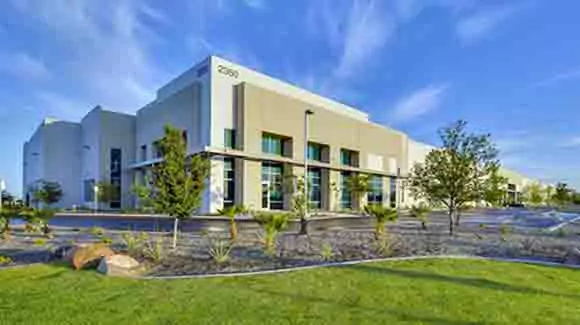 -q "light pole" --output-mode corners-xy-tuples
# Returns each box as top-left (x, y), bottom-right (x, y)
(93, 184), (99, 214)
(0, 179), (5, 211)
(301, 109), (314, 235)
